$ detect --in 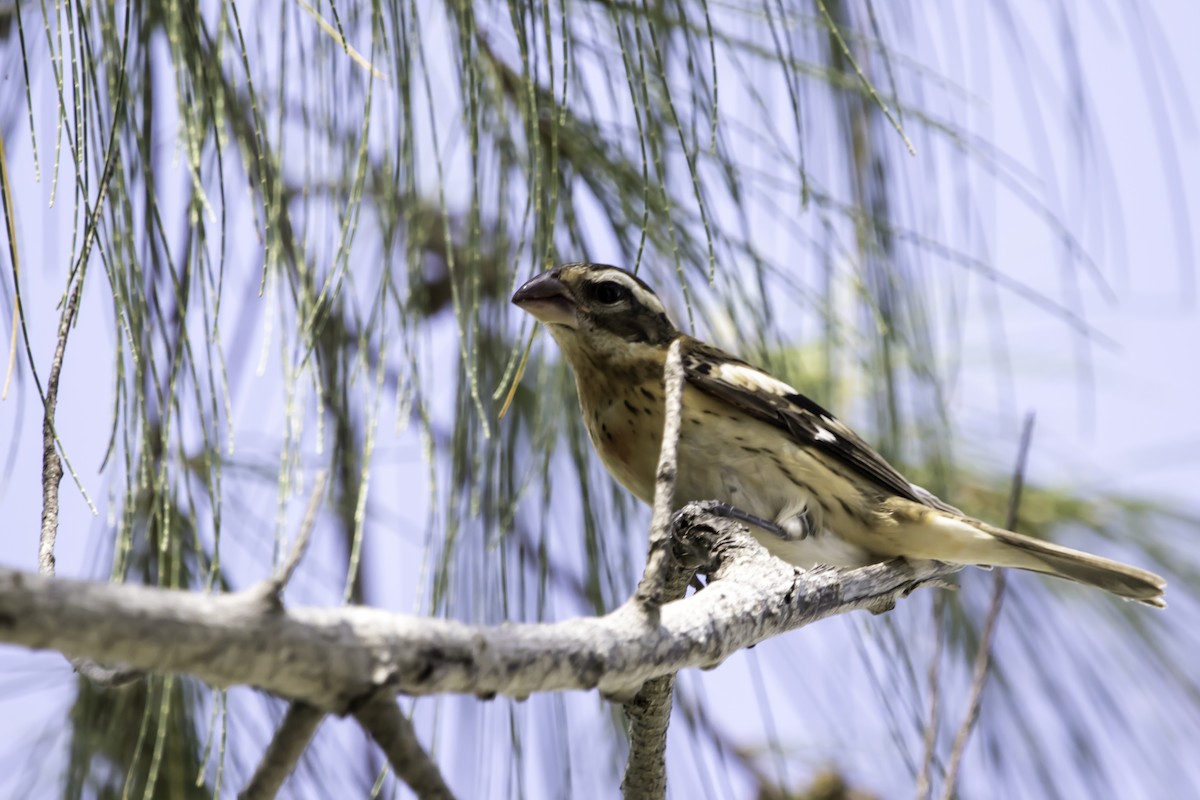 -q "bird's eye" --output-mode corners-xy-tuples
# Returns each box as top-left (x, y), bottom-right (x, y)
(589, 281), (630, 305)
